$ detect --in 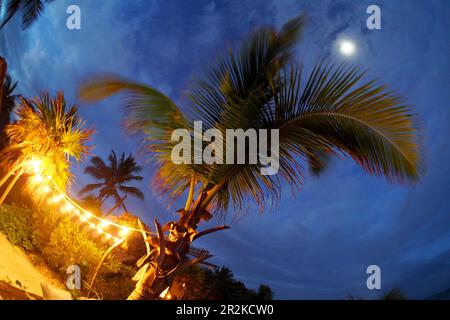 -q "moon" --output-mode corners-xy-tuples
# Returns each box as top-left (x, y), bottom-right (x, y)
(339, 40), (356, 56)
